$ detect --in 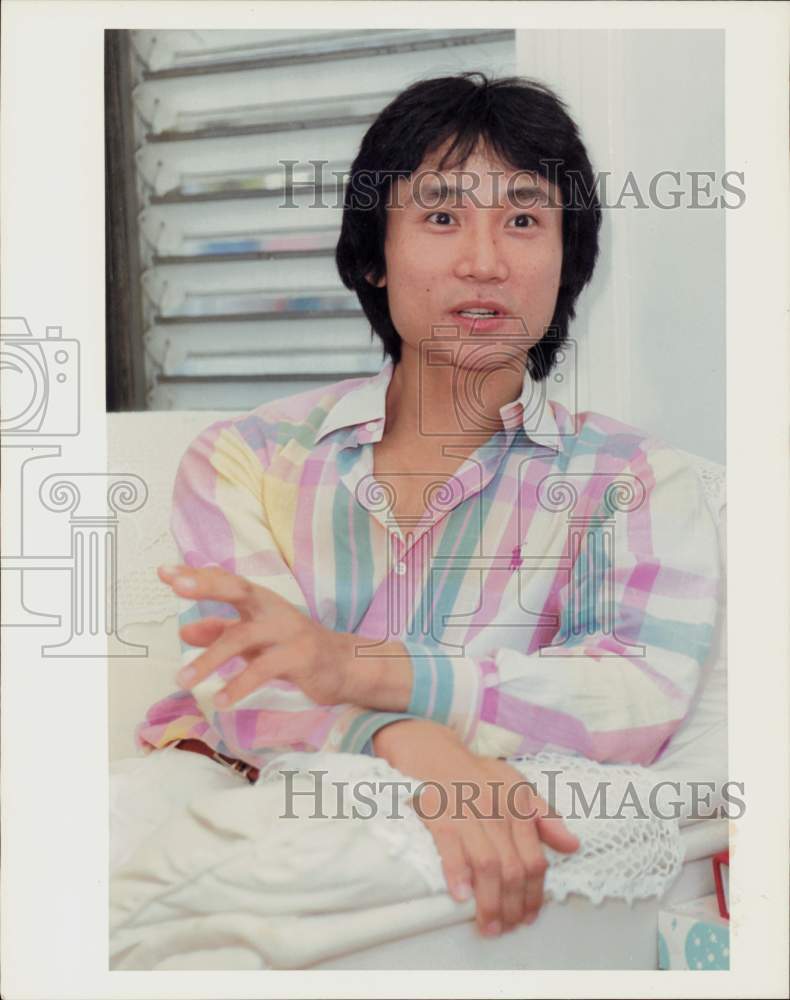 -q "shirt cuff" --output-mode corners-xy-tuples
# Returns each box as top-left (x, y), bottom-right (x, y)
(331, 709), (417, 755)
(399, 639), (487, 744)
